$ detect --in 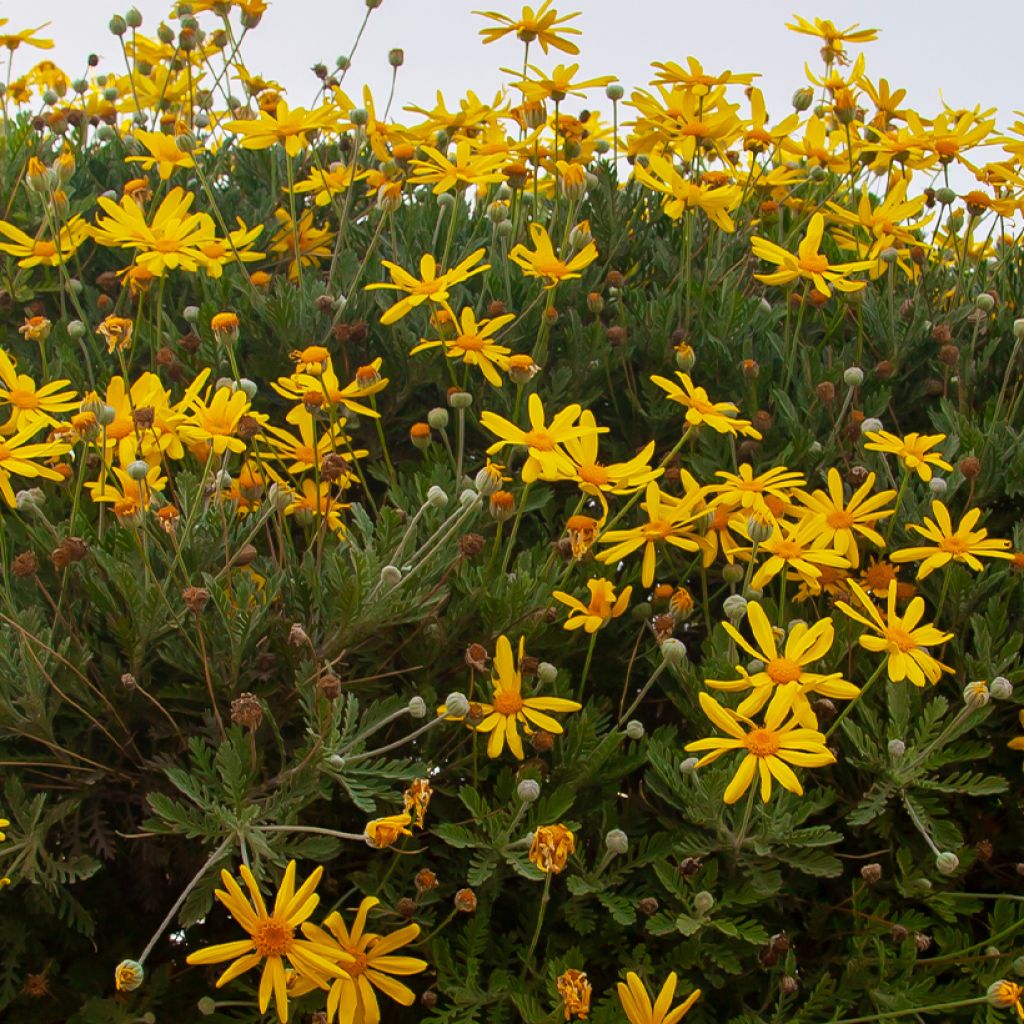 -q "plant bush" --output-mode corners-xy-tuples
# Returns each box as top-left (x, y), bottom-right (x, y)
(1, 5), (1024, 1024)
